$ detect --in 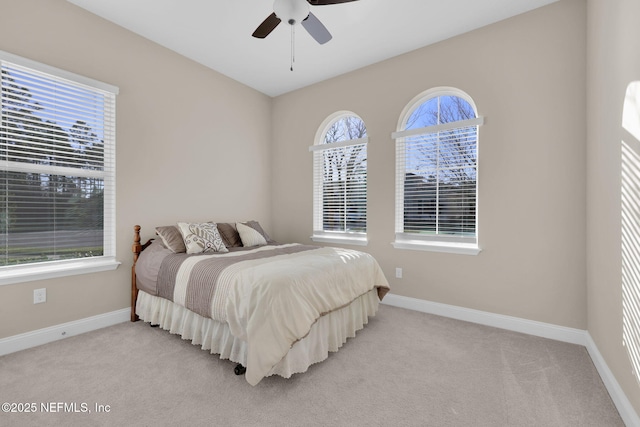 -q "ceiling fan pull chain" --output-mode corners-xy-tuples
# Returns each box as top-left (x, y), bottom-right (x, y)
(290, 24), (295, 71)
